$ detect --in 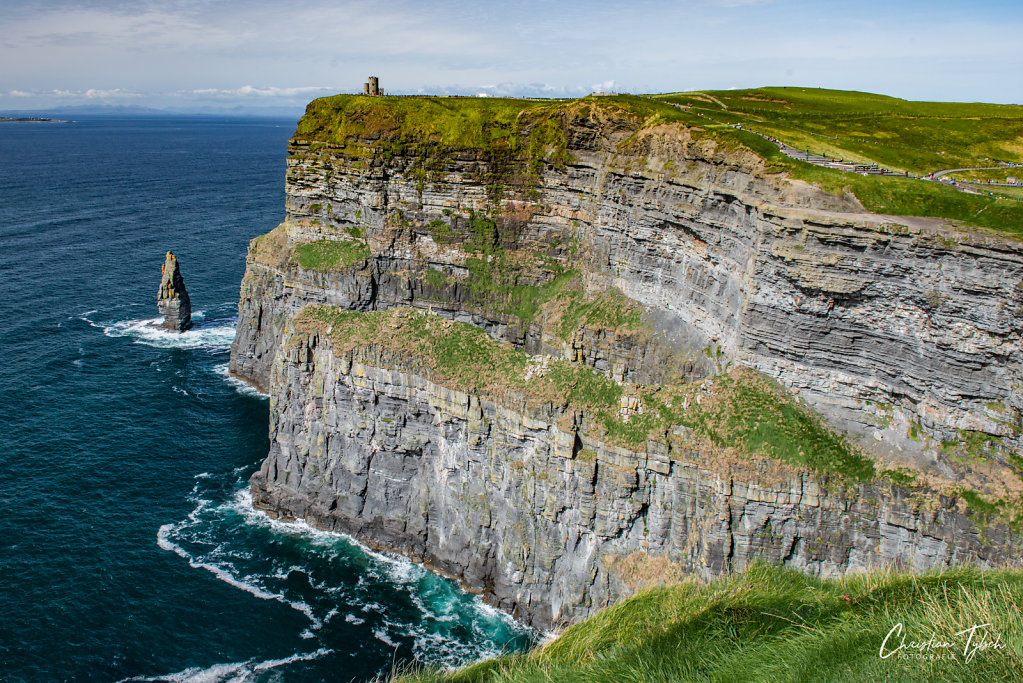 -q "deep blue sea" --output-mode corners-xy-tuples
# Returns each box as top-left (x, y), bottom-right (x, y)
(0, 118), (533, 682)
